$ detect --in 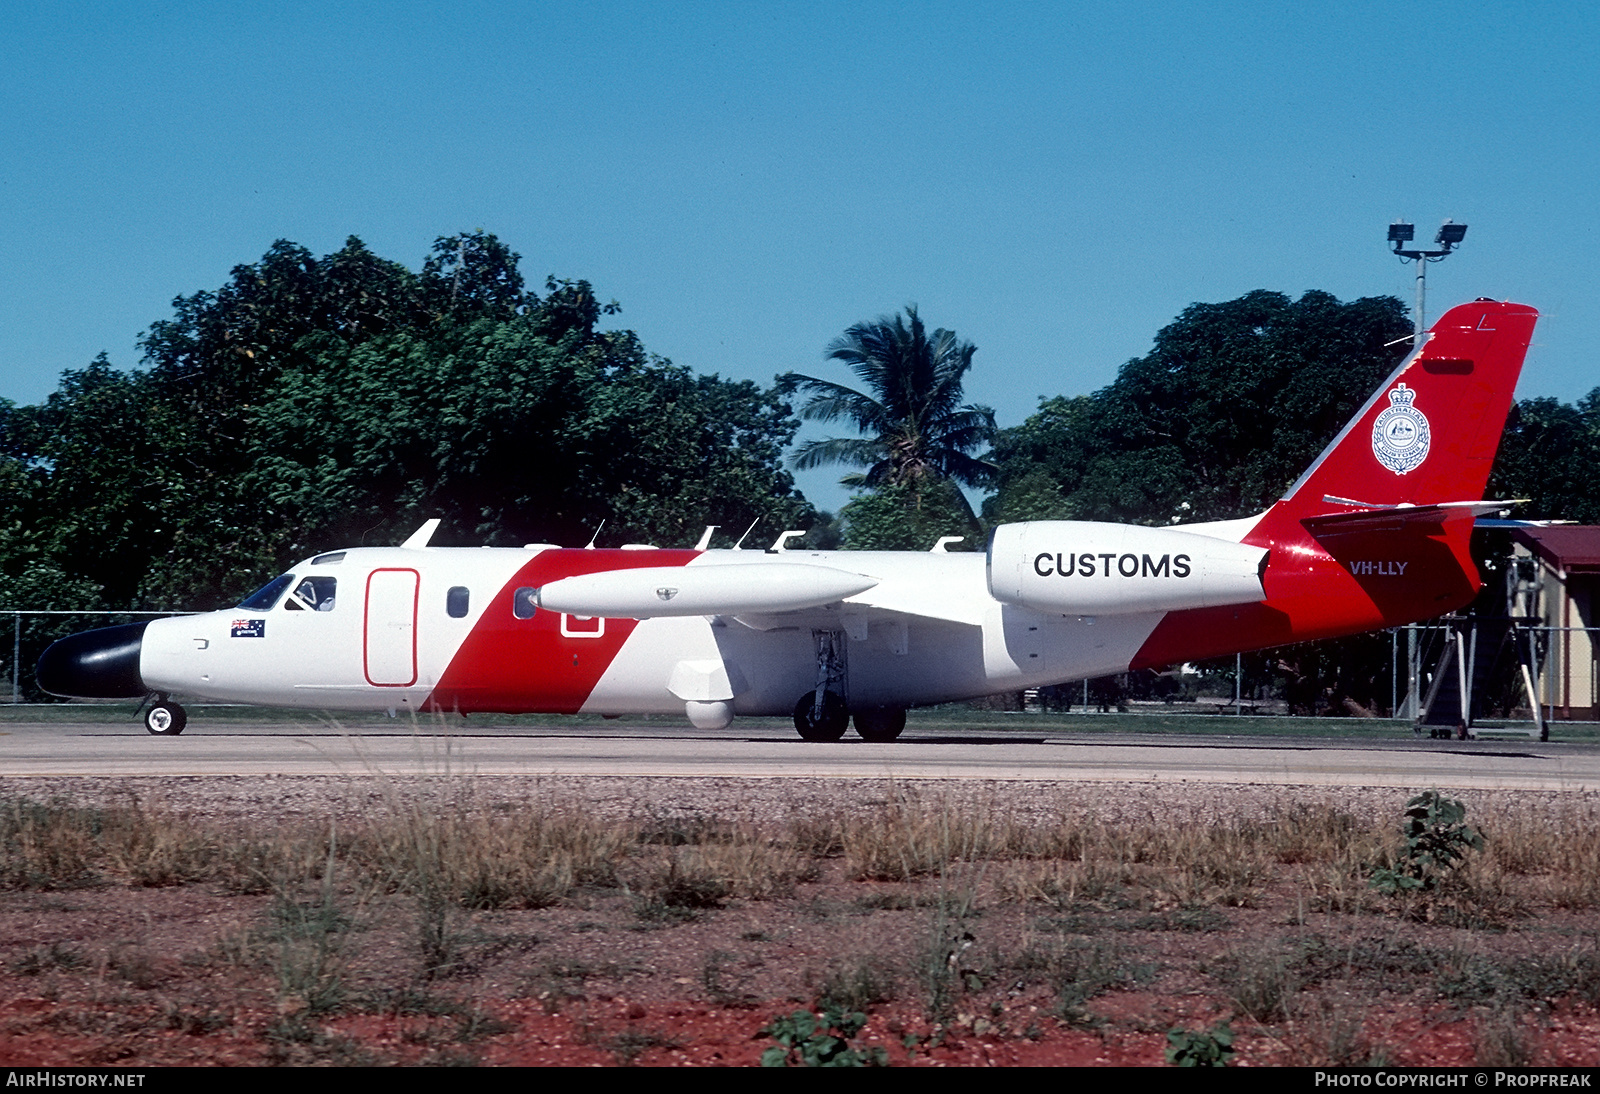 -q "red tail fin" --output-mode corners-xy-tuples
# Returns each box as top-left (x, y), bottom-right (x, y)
(1132, 299), (1538, 667)
(1251, 299), (1538, 541)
